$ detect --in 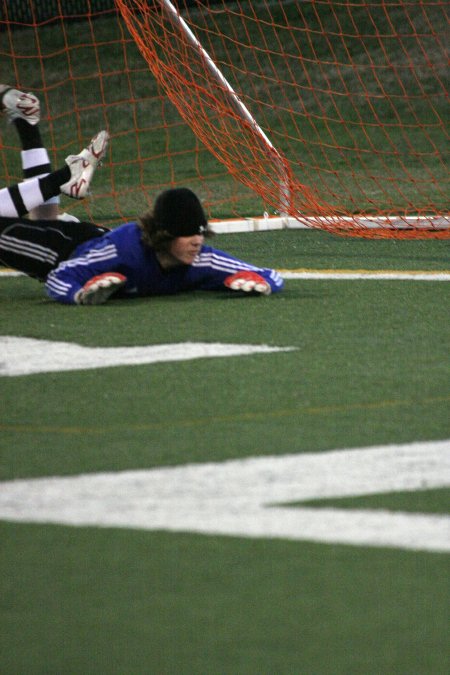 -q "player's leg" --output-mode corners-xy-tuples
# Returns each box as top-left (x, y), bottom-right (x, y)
(0, 85), (60, 219)
(0, 216), (111, 280)
(0, 130), (109, 218)
(0, 86), (110, 277)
